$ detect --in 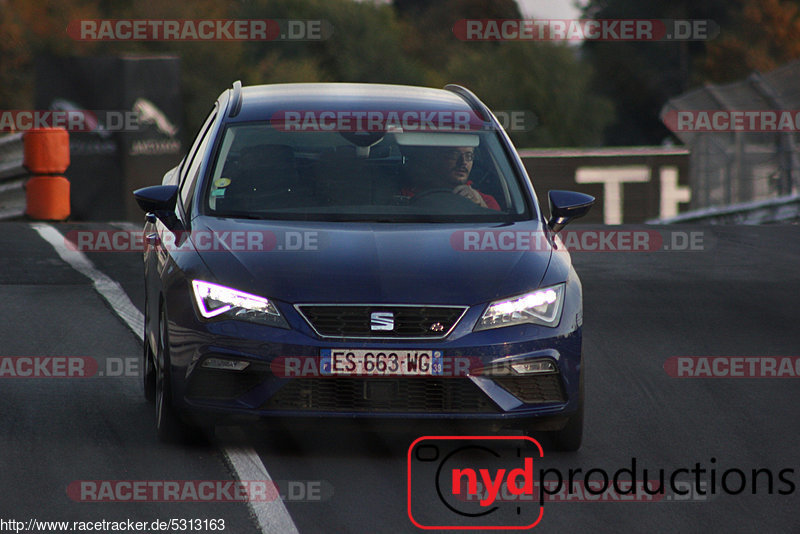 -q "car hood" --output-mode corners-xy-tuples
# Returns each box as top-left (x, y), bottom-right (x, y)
(192, 217), (553, 305)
